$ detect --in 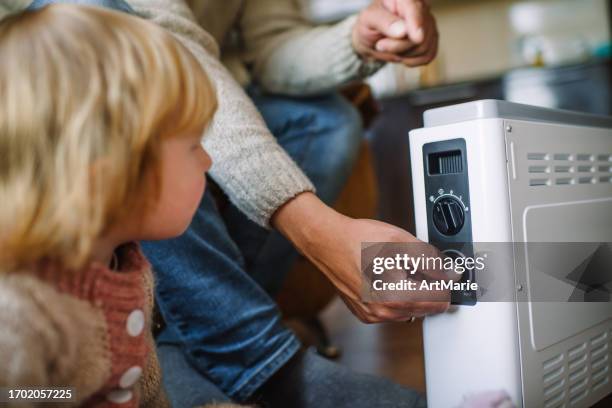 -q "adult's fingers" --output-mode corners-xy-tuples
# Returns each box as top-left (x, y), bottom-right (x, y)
(374, 298), (450, 313)
(360, 4), (408, 39)
(366, 298), (450, 318)
(408, 301), (450, 315)
(370, 303), (444, 322)
(396, 0), (429, 43)
(350, 299), (449, 323)
(399, 35), (438, 67)
(375, 37), (417, 54)
(367, 304), (419, 322)
(399, 19), (437, 57)
(362, 48), (405, 63)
